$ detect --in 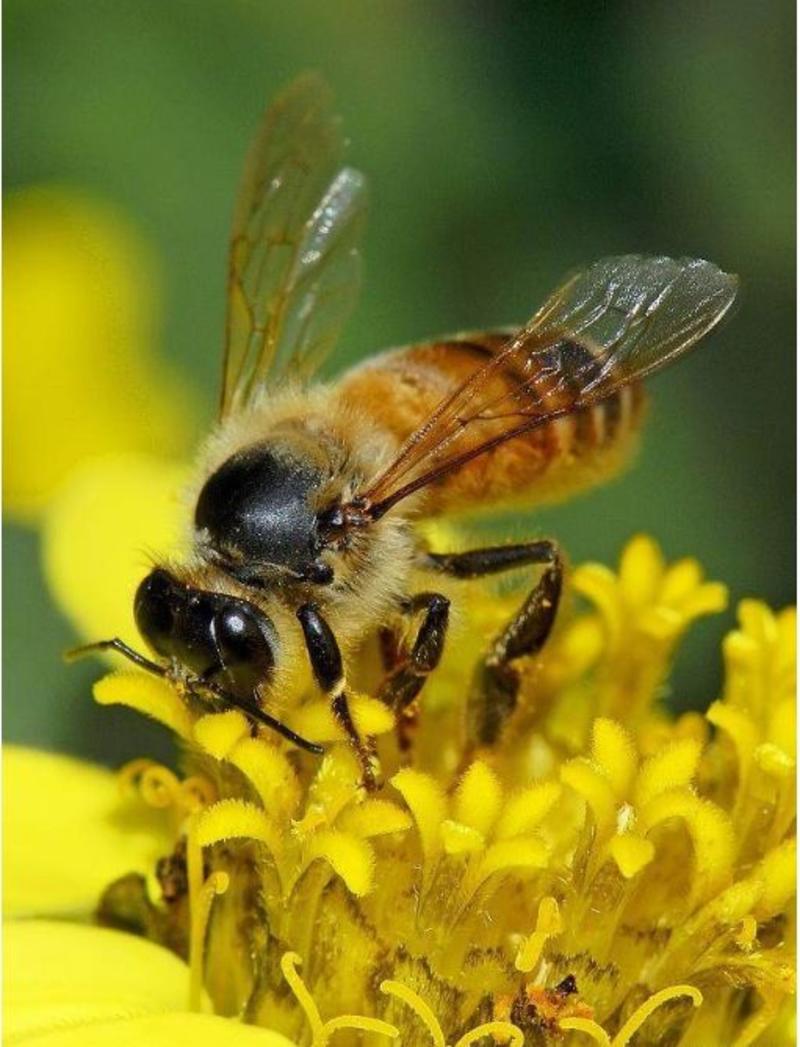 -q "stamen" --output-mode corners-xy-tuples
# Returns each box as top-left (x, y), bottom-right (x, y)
(281, 952), (324, 1044)
(611, 985), (702, 1046)
(559, 1018), (611, 1045)
(380, 980), (445, 1047)
(322, 1015), (398, 1042)
(179, 775), (217, 812)
(454, 1022), (524, 1047)
(515, 896), (562, 973)
(139, 765), (181, 809)
(281, 953), (397, 1045)
(188, 869), (229, 1011)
